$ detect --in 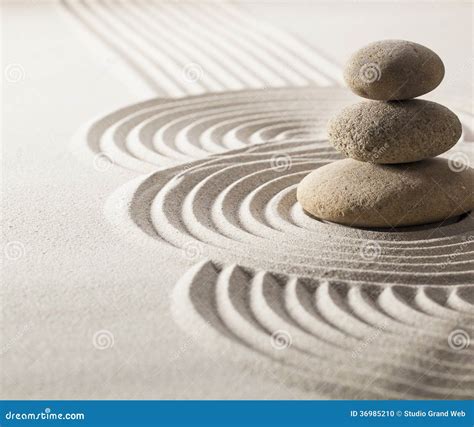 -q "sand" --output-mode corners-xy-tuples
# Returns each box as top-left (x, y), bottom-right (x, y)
(172, 261), (473, 399)
(100, 87), (473, 284)
(2, 1), (473, 400)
